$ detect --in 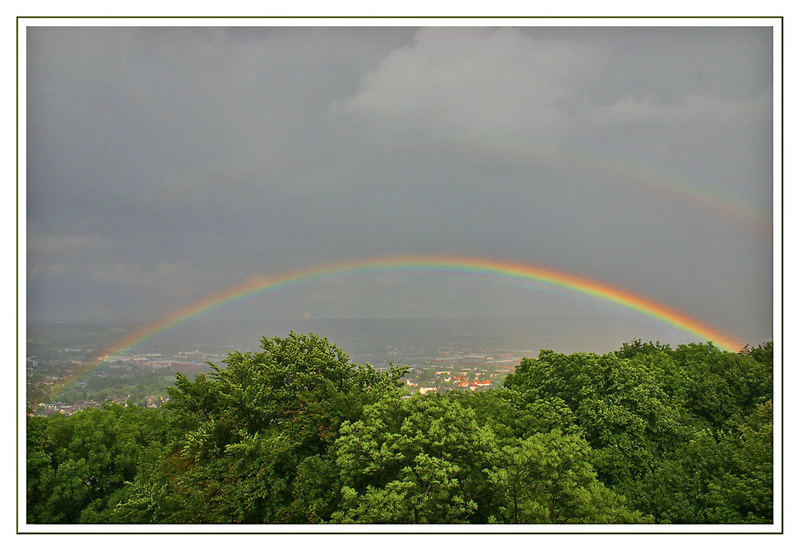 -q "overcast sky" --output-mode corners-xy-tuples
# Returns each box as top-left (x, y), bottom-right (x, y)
(26, 26), (774, 348)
